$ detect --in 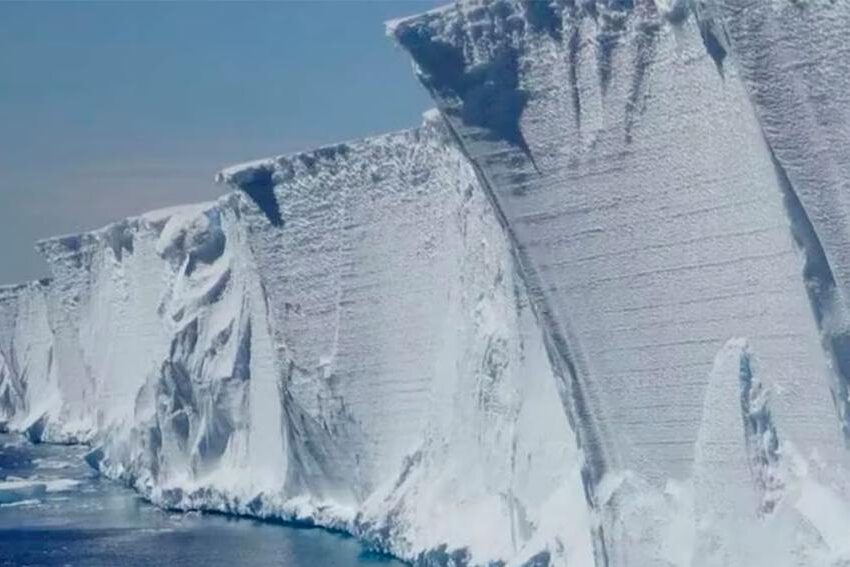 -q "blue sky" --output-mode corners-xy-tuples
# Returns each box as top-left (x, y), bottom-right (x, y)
(0, 0), (443, 283)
